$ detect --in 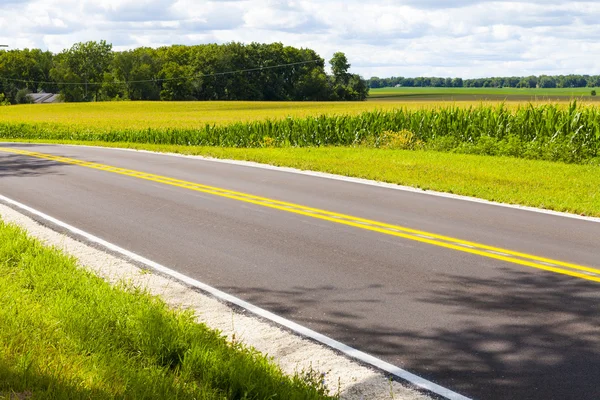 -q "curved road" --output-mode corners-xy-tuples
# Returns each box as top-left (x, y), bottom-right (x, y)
(1, 143), (599, 400)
